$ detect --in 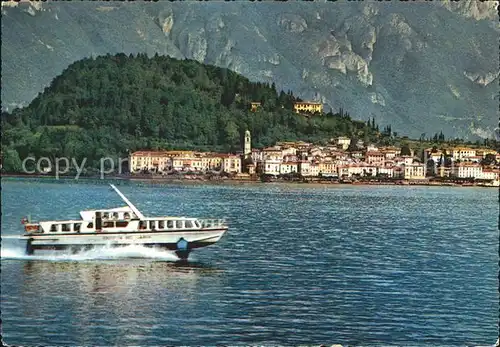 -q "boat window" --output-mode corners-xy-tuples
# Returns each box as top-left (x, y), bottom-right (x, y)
(74, 223), (81, 232)
(116, 221), (129, 228)
(158, 221), (165, 229)
(87, 222), (94, 228)
(113, 212), (119, 219)
(139, 221), (147, 230)
(149, 221), (156, 230)
(194, 221), (201, 228)
(124, 212), (130, 220)
(103, 221), (114, 228)
(185, 220), (193, 229)
(50, 224), (58, 232)
(167, 220), (174, 229)
(62, 224), (70, 232)
(175, 220), (183, 229)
